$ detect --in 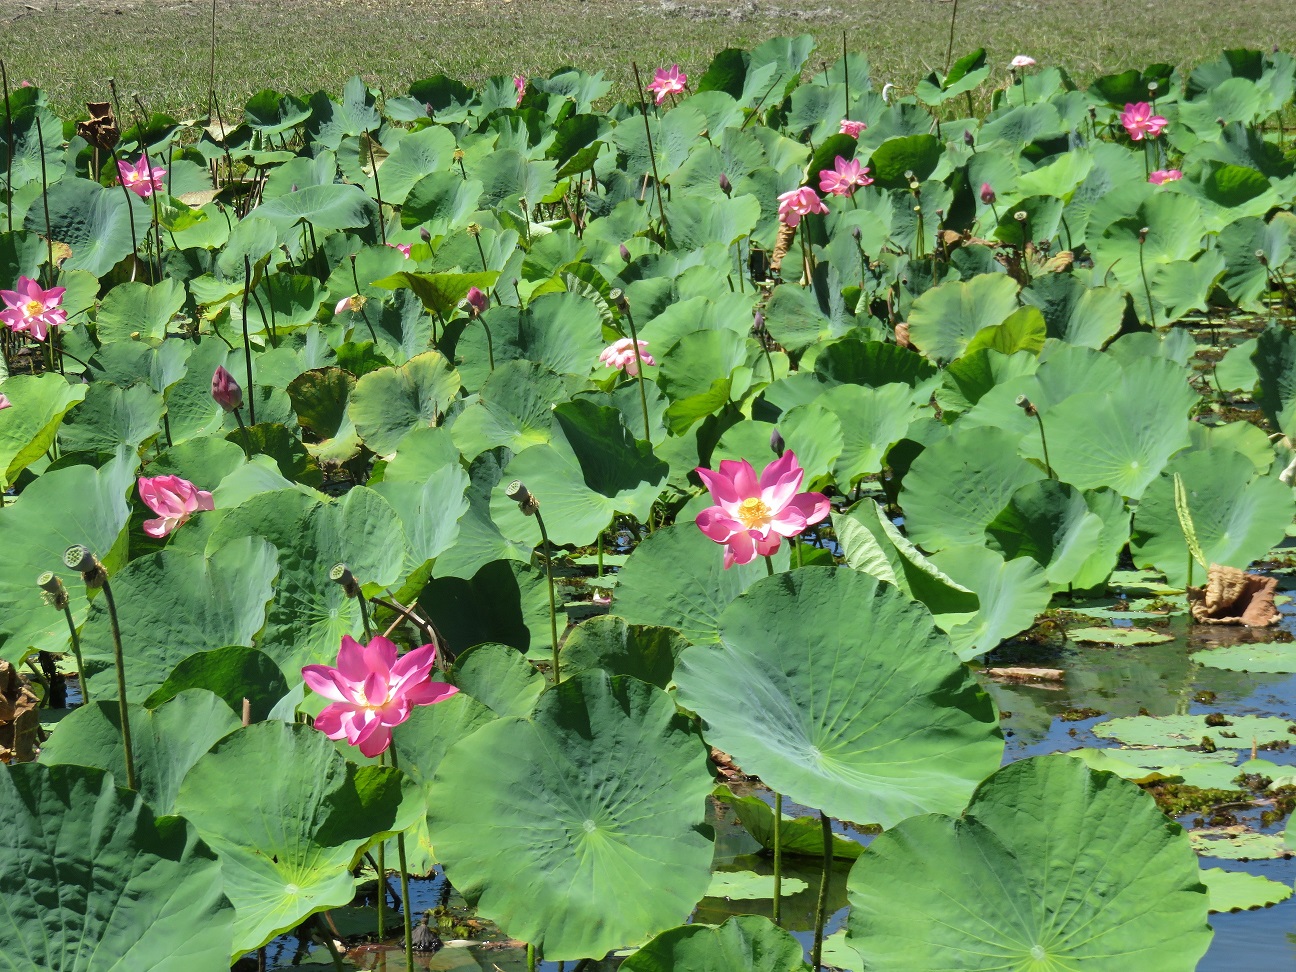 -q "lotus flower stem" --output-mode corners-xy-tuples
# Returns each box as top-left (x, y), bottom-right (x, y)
(1136, 227), (1157, 329)
(371, 595), (442, 659)
(33, 116), (56, 290)
(631, 62), (672, 244)
(367, 127), (387, 245)
(811, 811), (833, 968)
(39, 572), (90, 705)
(330, 563), (372, 640)
(232, 406), (254, 458)
(241, 256), (257, 424)
(619, 296), (654, 449)
(262, 272), (279, 347)
(943, 0), (960, 72)
(107, 148), (142, 284)
(375, 843), (386, 939)
(1016, 397), (1054, 478)
(348, 256), (380, 344)
(313, 914), (344, 972)
(764, 555), (776, 577)
(387, 745), (416, 969)
(535, 509), (561, 684)
(2, 59), (12, 232)
(772, 791), (784, 924)
(527, 943), (537, 972)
